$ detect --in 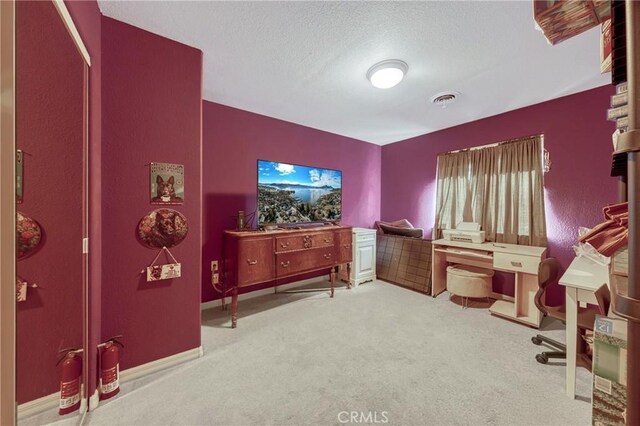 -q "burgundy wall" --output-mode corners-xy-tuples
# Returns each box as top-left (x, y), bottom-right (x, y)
(16, 1), (85, 404)
(202, 102), (381, 302)
(381, 85), (618, 304)
(101, 17), (203, 369)
(65, 0), (102, 399)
